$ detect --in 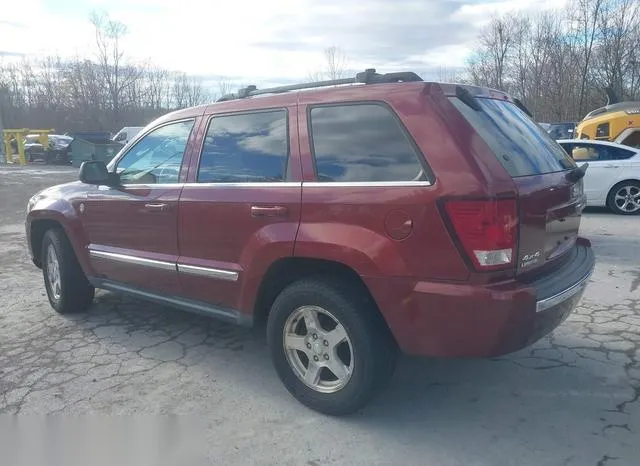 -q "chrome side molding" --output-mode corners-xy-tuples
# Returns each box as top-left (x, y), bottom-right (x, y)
(89, 248), (239, 282)
(177, 263), (239, 282)
(89, 249), (176, 271)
